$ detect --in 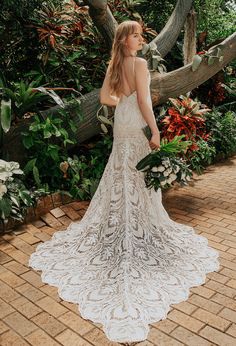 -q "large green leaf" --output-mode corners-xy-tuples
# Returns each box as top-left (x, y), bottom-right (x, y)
(0, 99), (11, 133)
(34, 87), (65, 108)
(208, 56), (215, 65)
(33, 166), (41, 187)
(22, 134), (34, 149)
(19, 190), (33, 206)
(191, 54), (202, 72)
(0, 198), (12, 219)
(23, 158), (37, 175)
